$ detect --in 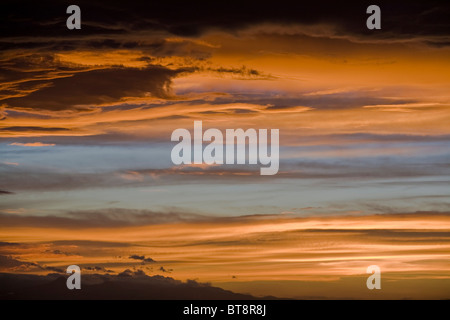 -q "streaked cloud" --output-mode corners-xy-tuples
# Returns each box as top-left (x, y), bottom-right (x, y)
(9, 142), (55, 147)
(1, 0), (449, 299)
(0, 212), (449, 298)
